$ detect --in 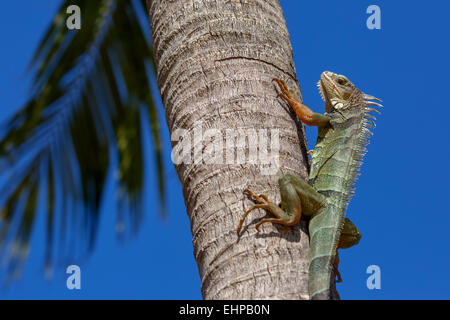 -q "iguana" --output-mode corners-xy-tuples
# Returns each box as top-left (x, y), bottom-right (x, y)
(237, 71), (381, 300)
